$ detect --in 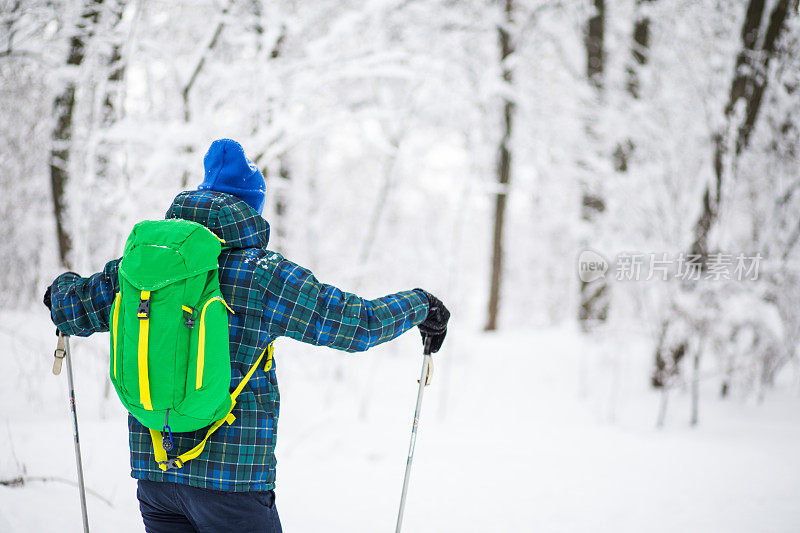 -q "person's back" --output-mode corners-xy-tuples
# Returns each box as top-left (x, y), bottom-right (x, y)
(44, 139), (450, 532)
